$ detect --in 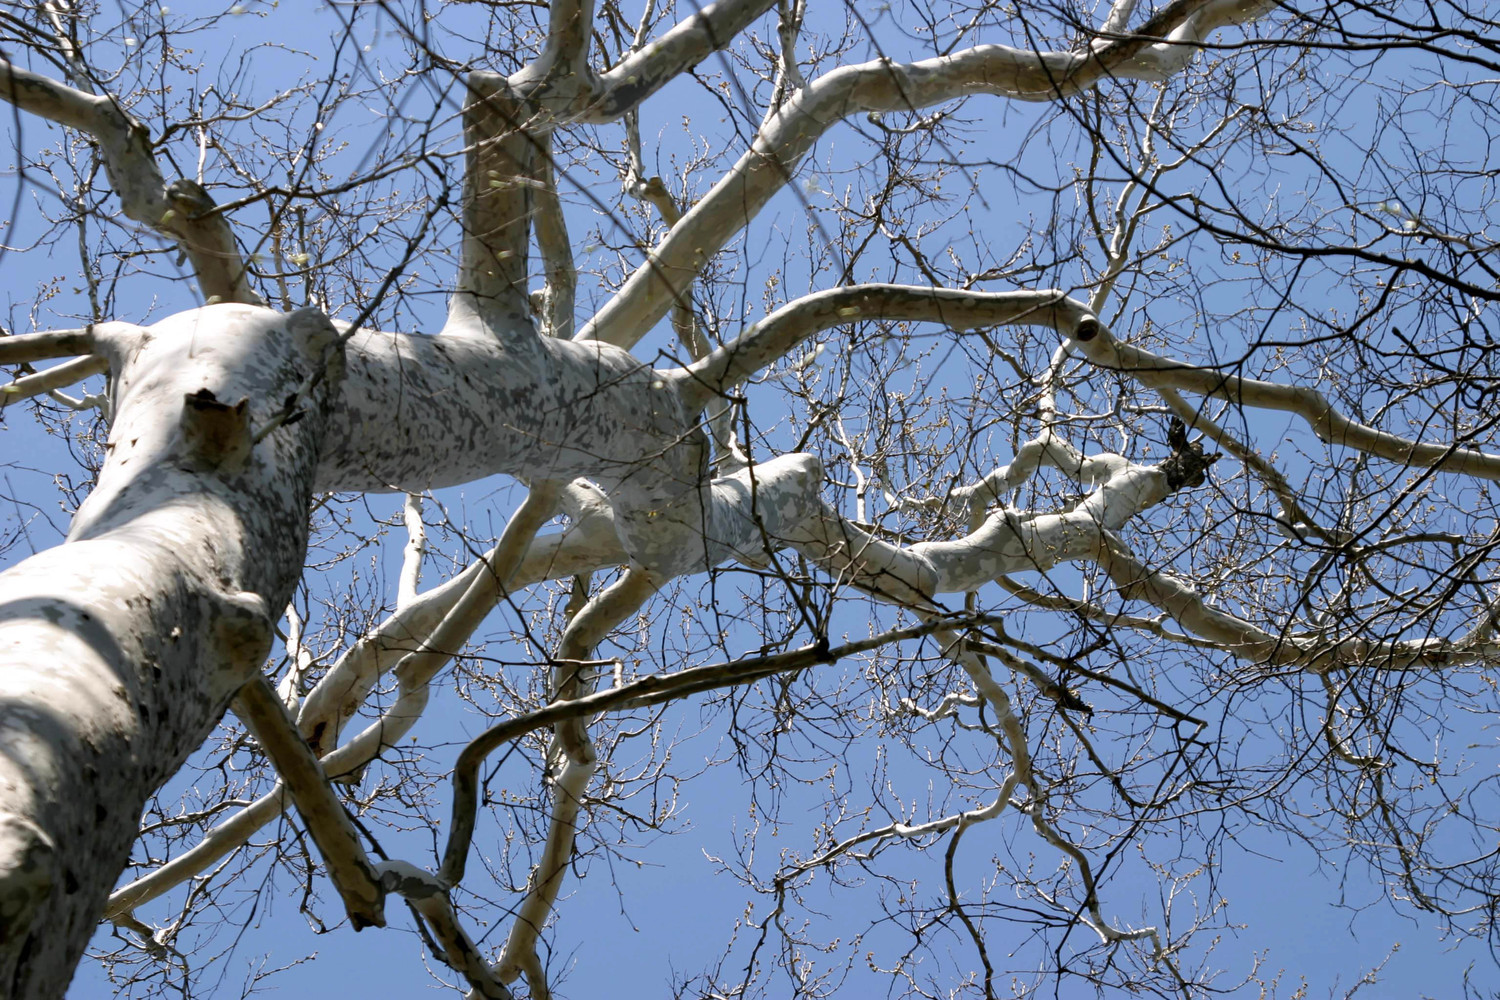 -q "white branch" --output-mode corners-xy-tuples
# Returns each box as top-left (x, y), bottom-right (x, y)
(105, 448), (827, 919)
(579, 0), (1273, 348)
(672, 285), (1089, 408)
(676, 283), (1500, 485)
(531, 139), (577, 339)
(0, 355), (107, 407)
(398, 494), (427, 610)
(450, 84), (539, 335)
(494, 570), (660, 991)
(1072, 319), (1500, 480)
(583, 0), (781, 121)
(0, 327), (97, 365)
(276, 603), (317, 711)
(788, 432), (1168, 602)
(0, 61), (263, 305)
